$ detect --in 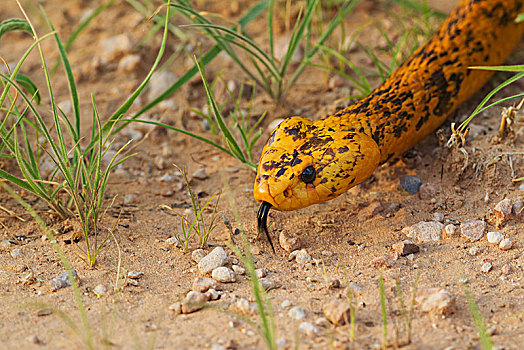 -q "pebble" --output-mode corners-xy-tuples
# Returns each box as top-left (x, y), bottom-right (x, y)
(323, 299), (351, 325)
(512, 200), (523, 216)
(294, 249), (312, 264)
(499, 238), (513, 251)
(460, 220), (486, 242)
(100, 34), (132, 61)
(274, 35), (304, 62)
(501, 264), (513, 275)
(281, 299), (291, 308)
(493, 198), (512, 224)
(49, 270), (79, 291)
(255, 268), (268, 279)
(419, 182), (438, 200)
(371, 255), (394, 269)
(181, 291), (207, 314)
(328, 278), (341, 289)
(0, 240), (13, 249)
(347, 282), (363, 296)
(399, 175), (422, 194)
(10, 248), (22, 258)
(298, 321), (319, 336)
(57, 100), (72, 116)
(191, 168), (208, 181)
(26, 335), (42, 344)
(205, 288), (220, 301)
(415, 288), (455, 316)
(148, 71), (178, 102)
(211, 344), (226, 350)
(198, 247), (228, 275)
(288, 306), (306, 320)
(158, 173), (174, 182)
(123, 194), (135, 205)
(230, 297), (257, 315)
(444, 224), (457, 238)
(486, 325), (497, 336)
(468, 246), (481, 256)
(212, 267), (236, 283)
(487, 231), (504, 244)
(402, 221), (444, 242)
(392, 240), (420, 256)
(192, 277), (220, 293)
(127, 271), (144, 279)
(481, 262), (493, 273)
(276, 338), (289, 348)
(433, 212), (444, 222)
(357, 201), (383, 222)
(259, 278), (277, 291)
(153, 155), (166, 170)
(118, 54), (141, 72)
(93, 284), (107, 297)
(192, 249), (206, 263)
(279, 230), (301, 252)
(165, 237), (180, 248)
(168, 302), (182, 314)
(232, 265), (245, 275)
